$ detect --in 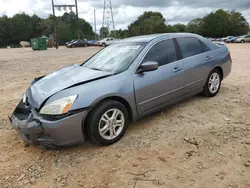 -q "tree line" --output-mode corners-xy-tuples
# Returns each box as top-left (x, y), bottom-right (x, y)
(107, 9), (249, 39)
(0, 12), (94, 47)
(0, 9), (249, 47)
